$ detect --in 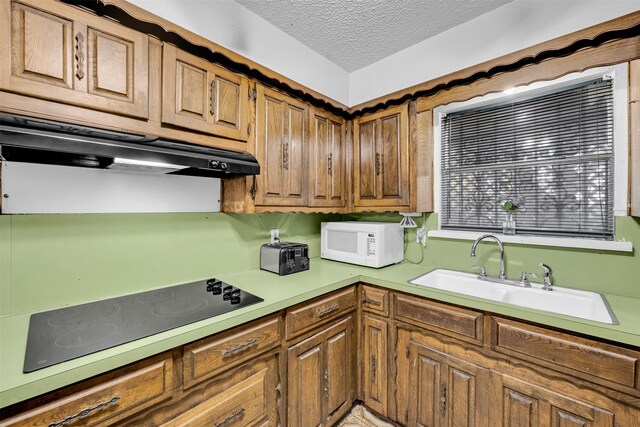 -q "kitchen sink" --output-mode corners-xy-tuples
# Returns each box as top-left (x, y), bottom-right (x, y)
(408, 269), (617, 324)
